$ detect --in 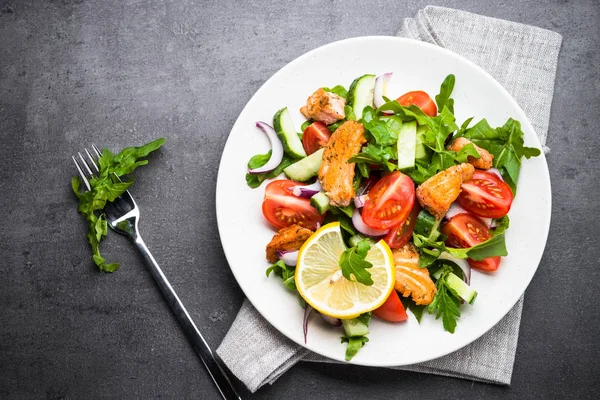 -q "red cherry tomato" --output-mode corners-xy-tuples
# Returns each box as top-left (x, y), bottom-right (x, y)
(262, 180), (323, 230)
(302, 122), (331, 155)
(384, 202), (421, 249)
(372, 290), (408, 322)
(441, 213), (501, 272)
(362, 172), (415, 230)
(397, 91), (437, 117)
(457, 170), (514, 219)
